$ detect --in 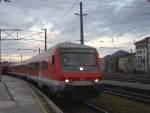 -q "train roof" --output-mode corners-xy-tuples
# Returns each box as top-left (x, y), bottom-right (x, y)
(10, 42), (96, 67)
(53, 42), (95, 49)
